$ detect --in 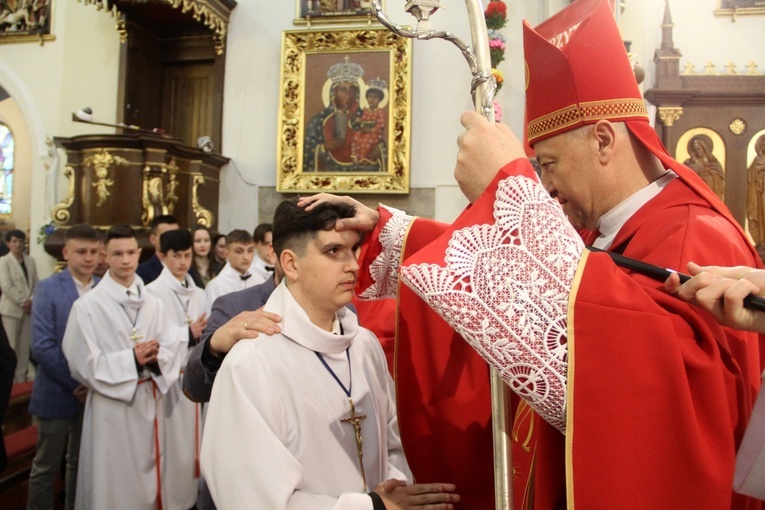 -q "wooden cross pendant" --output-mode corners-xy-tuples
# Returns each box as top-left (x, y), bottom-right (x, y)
(129, 327), (144, 343)
(341, 398), (368, 491)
